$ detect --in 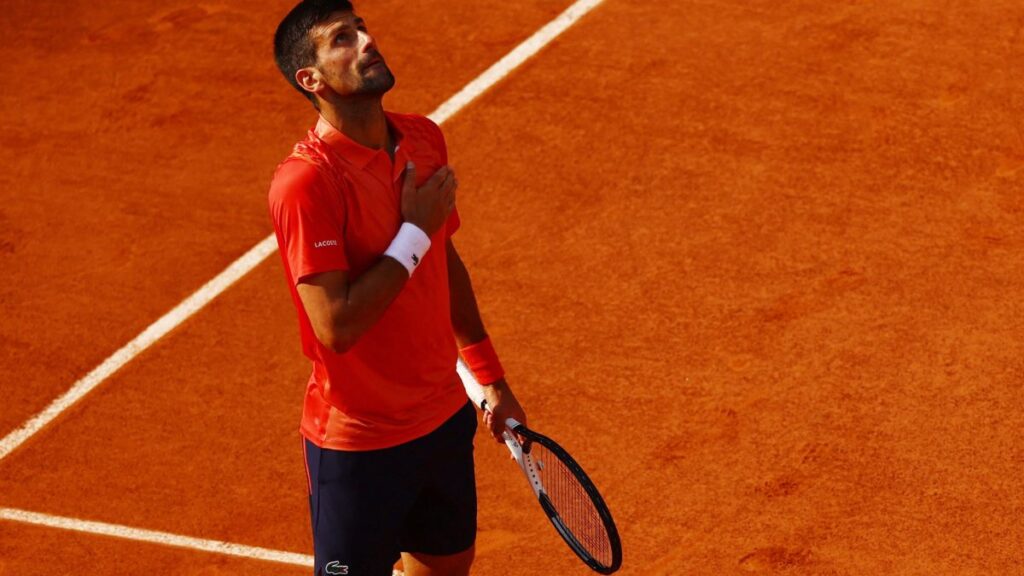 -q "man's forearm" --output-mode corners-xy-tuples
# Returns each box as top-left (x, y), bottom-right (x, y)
(299, 256), (411, 354)
(332, 256), (411, 348)
(446, 241), (528, 437)
(446, 240), (488, 347)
